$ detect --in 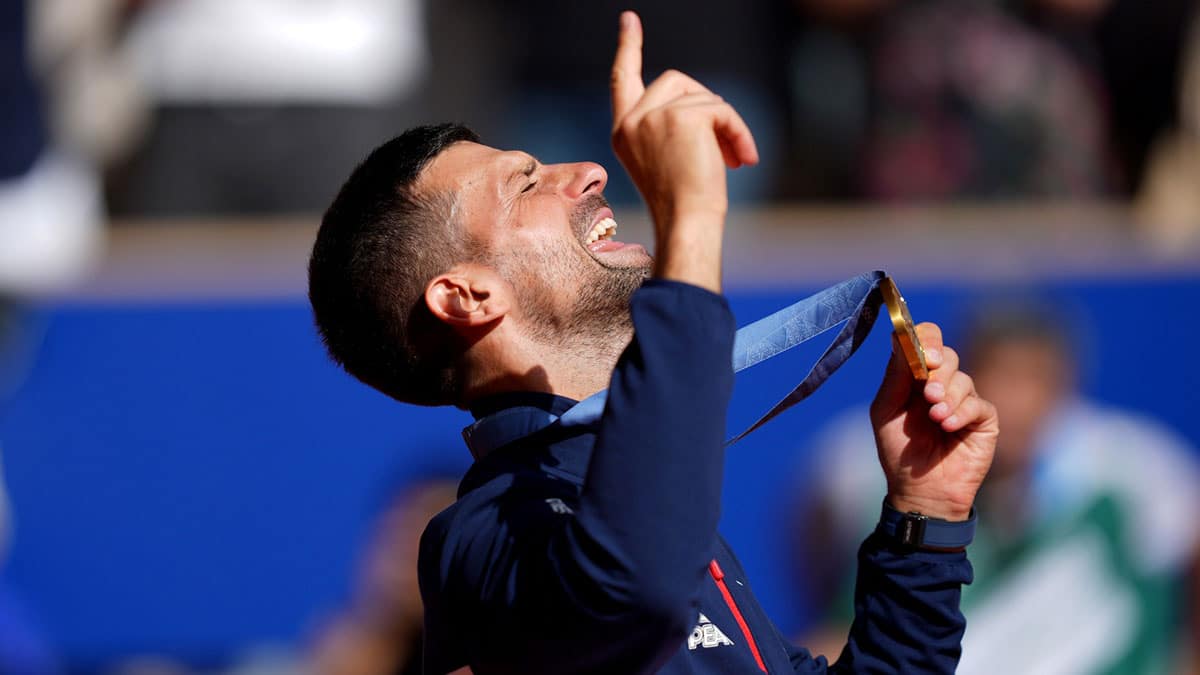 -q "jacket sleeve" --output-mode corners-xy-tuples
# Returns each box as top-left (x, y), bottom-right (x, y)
(834, 531), (972, 672)
(428, 279), (736, 674)
(773, 530), (973, 673)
